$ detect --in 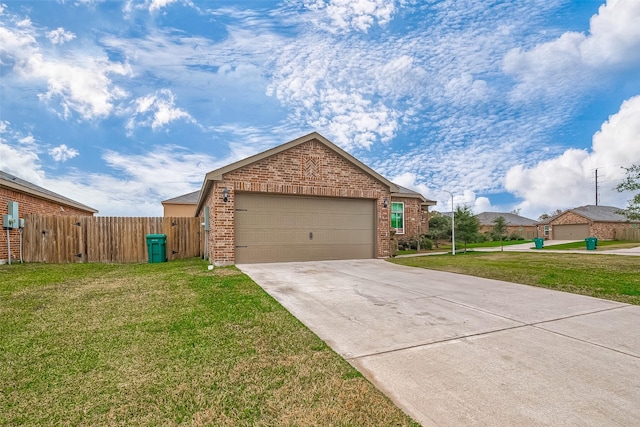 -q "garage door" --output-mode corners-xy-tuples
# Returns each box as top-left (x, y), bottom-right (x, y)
(553, 224), (589, 240)
(235, 193), (375, 263)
